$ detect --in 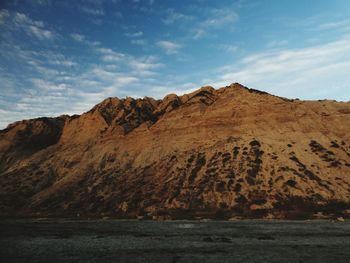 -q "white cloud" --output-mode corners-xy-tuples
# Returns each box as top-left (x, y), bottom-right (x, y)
(267, 40), (289, 48)
(90, 66), (116, 79)
(30, 0), (52, 5)
(318, 19), (350, 32)
(131, 39), (147, 46)
(125, 31), (143, 37)
(96, 47), (162, 75)
(28, 25), (53, 39)
(11, 12), (55, 40)
(211, 35), (350, 100)
(31, 78), (68, 91)
(101, 54), (124, 62)
(103, 75), (139, 95)
(70, 33), (100, 46)
(157, 40), (182, 54)
(70, 33), (85, 42)
(0, 9), (10, 25)
(97, 47), (125, 62)
(219, 44), (239, 54)
(202, 9), (238, 28)
(22, 49), (77, 69)
(83, 0), (105, 4)
(192, 29), (205, 40)
(114, 76), (138, 85)
(190, 7), (239, 39)
(163, 9), (193, 25)
(128, 56), (163, 76)
(49, 59), (76, 67)
(80, 6), (105, 16)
